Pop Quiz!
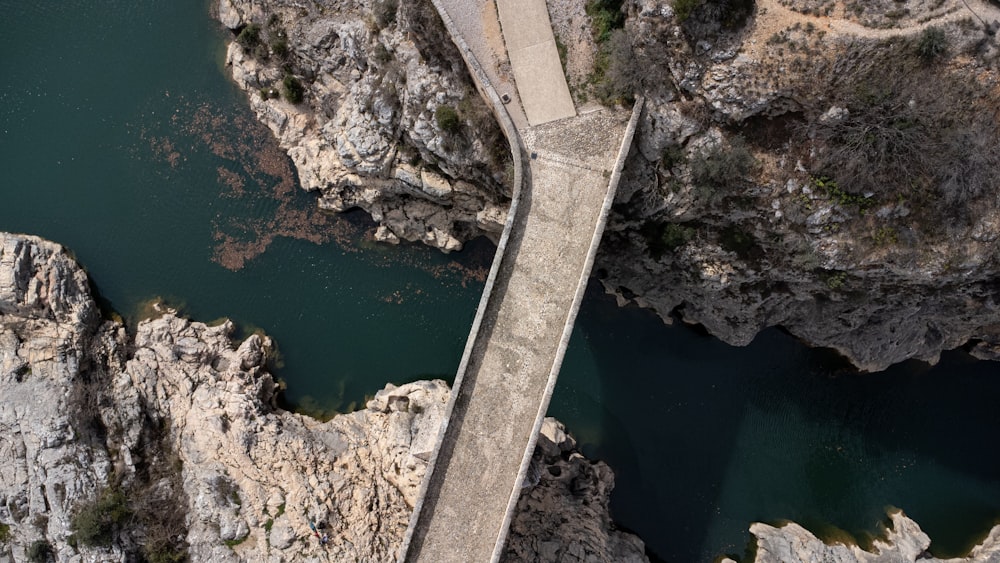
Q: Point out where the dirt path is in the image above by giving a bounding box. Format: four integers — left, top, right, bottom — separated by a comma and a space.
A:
746, 0, 1000, 59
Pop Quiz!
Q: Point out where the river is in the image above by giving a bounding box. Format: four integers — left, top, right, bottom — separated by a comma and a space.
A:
1, 1, 998, 561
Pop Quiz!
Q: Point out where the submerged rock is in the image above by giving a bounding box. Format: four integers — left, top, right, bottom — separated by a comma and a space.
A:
0, 232, 647, 562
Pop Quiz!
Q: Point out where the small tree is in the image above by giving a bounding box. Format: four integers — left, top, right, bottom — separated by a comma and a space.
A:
71, 488, 131, 548
282, 74, 305, 104
916, 27, 947, 61
691, 136, 756, 187
236, 24, 261, 50
435, 105, 461, 134
27, 540, 54, 563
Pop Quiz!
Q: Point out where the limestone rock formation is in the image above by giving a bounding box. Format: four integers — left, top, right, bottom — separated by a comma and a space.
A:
595, 0, 1000, 371
215, 0, 511, 252
0, 232, 647, 562
723, 511, 1000, 563
213, 0, 1000, 372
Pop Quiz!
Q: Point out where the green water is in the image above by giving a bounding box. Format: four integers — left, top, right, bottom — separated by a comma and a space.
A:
2, 2, 998, 562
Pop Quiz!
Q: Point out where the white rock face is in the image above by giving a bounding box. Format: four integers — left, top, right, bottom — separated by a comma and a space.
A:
0, 232, 647, 562
216, 0, 511, 251
743, 511, 1000, 563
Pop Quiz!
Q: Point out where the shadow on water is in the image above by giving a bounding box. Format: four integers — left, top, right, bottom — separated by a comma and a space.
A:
551, 280, 1000, 562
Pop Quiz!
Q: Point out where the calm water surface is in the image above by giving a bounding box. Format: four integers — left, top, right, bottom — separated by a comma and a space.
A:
2, 2, 998, 561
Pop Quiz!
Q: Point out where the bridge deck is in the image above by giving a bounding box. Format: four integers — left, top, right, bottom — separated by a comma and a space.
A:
403, 110, 634, 562
398, 1, 641, 560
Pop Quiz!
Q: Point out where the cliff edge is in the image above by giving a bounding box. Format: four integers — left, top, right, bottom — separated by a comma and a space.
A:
0, 232, 646, 562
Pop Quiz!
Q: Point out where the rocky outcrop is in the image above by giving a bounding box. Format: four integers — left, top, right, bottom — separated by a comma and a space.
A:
724, 510, 1000, 563
593, 0, 1000, 371
213, 0, 1000, 372
0, 232, 646, 562
215, 0, 511, 252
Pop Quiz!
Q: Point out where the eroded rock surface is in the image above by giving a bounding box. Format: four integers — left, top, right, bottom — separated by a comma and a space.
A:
725, 511, 1000, 563
214, 0, 1000, 372
216, 0, 511, 252
0, 232, 646, 562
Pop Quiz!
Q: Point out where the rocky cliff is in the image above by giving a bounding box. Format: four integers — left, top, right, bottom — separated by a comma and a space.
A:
0, 232, 646, 562
727, 510, 1000, 563
213, 0, 1000, 372
216, 0, 512, 252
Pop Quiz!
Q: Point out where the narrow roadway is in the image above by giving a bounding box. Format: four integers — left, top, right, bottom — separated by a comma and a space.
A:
398, 0, 641, 561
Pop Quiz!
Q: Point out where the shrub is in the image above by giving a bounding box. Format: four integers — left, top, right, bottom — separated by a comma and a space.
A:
0, 522, 9, 543
270, 37, 288, 59
916, 26, 947, 61
374, 0, 399, 29
236, 24, 261, 50
282, 74, 305, 104
586, 0, 625, 43
691, 136, 756, 187
808, 65, 1000, 208
719, 226, 757, 258
435, 105, 461, 134
641, 221, 695, 257
592, 29, 641, 104
677, 0, 754, 35
673, 0, 702, 22
71, 487, 131, 547
27, 539, 54, 563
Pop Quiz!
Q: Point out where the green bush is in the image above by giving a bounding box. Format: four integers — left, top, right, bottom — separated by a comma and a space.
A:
916, 27, 947, 61
435, 105, 461, 134
586, 0, 625, 43
270, 37, 288, 59
719, 226, 757, 258
691, 136, 756, 187
673, 0, 702, 22
0, 522, 9, 543
71, 488, 131, 548
592, 29, 641, 104
27, 539, 54, 563
641, 221, 695, 258
236, 24, 261, 50
282, 74, 305, 104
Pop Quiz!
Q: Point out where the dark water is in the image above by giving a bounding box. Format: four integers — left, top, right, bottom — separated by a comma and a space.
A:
1, 2, 998, 562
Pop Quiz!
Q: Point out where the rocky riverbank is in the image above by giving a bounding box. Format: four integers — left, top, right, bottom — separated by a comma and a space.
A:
213, 0, 1000, 372
0, 232, 646, 562
731, 510, 1000, 563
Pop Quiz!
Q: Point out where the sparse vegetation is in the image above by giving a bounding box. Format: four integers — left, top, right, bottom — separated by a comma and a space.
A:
586, 0, 625, 42
673, 0, 702, 22
435, 105, 461, 134
71, 487, 131, 548
236, 24, 261, 50
282, 74, 304, 104
916, 26, 947, 61
27, 539, 54, 563
814, 177, 873, 211
690, 136, 756, 188
719, 227, 757, 258
641, 221, 696, 257
825, 271, 848, 290
591, 29, 641, 104
807, 64, 1000, 213
373, 0, 399, 29
873, 226, 899, 246
677, 0, 754, 32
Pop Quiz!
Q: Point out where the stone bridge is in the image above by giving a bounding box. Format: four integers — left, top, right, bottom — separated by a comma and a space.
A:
397, 1, 642, 561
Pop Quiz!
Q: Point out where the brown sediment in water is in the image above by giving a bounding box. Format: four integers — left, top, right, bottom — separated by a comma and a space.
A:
141, 91, 496, 283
